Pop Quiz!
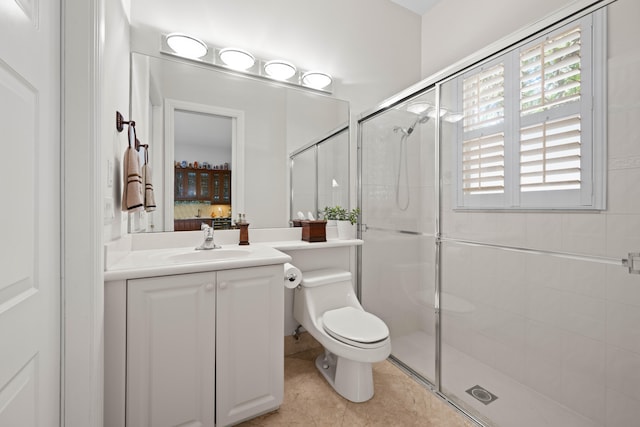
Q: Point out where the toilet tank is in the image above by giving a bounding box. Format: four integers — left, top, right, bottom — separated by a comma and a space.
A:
296, 269, 361, 318
301, 269, 352, 288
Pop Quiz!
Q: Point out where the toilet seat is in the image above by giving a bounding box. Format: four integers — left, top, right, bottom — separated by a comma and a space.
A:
322, 307, 389, 349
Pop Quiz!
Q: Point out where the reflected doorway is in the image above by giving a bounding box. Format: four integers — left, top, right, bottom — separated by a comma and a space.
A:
164, 99, 245, 231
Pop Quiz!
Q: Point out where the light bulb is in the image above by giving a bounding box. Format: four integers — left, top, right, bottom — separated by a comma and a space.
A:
219, 48, 255, 70
166, 33, 208, 59
264, 60, 296, 80
302, 71, 332, 89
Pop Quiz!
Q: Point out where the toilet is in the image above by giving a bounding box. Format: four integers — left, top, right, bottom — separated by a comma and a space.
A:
293, 269, 391, 402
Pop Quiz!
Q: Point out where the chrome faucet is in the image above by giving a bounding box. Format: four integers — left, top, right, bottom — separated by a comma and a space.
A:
196, 223, 220, 250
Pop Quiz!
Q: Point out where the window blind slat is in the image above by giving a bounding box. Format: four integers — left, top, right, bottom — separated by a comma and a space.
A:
462, 164, 505, 173
520, 154, 581, 168
521, 94, 581, 115
521, 180, 580, 190
521, 136, 581, 152
463, 154, 505, 165
521, 168, 581, 178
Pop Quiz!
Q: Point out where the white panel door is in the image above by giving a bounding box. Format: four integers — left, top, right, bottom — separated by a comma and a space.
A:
0, 1, 60, 426
216, 265, 284, 426
127, 273, 216, 427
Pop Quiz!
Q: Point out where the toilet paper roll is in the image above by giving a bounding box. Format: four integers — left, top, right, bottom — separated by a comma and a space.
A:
284, 263, 302, 288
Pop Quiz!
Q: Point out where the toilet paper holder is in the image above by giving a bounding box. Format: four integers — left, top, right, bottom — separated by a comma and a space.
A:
286, 272, 298, 282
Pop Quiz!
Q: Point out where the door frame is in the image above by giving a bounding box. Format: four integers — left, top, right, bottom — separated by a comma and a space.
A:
164, 99, 245, 231
62, 0, 105, 425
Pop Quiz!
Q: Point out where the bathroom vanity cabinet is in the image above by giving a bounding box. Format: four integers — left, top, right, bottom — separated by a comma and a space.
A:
106, 264, 284, 427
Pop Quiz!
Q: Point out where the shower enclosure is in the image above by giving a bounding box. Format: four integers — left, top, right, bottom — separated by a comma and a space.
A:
358, 2, 639, 426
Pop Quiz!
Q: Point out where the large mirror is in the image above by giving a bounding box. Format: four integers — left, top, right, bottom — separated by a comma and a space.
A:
129, 52, 350, 232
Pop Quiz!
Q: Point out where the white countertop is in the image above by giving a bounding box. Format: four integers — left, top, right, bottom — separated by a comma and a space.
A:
268, 239, 363, 251
104, 227, 363, 282
104, 243, 292, 281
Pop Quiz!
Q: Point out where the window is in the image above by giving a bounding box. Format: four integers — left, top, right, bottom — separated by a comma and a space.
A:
454, 11, 605, 210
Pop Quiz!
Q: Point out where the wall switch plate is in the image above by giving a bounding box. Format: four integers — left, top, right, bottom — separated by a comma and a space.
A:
104, 197, 114, 224
107, 159, 114, 188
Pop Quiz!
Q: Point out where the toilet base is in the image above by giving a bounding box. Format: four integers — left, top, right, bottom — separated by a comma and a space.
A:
315, 351, 374, 403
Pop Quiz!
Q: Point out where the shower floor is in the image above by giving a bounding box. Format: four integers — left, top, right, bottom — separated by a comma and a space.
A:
392, 331, 599, 427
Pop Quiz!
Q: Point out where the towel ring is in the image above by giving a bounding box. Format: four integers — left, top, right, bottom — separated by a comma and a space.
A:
116, 111, 135, 132
117, 111, 148, 152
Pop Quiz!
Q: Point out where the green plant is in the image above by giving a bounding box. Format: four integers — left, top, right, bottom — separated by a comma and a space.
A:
342, 207, 360, 225
322, 206, 345, 221
323, 206, 359, 225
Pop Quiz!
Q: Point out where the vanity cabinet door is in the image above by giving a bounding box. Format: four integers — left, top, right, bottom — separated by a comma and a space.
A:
216, 265, 284, 426
127, 273, 216, 427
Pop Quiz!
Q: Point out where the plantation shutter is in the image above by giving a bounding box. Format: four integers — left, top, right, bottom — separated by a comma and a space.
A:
454, 11, 603, 210
520, 27, 581, 116
463, 133, 505, 194
463, 64, 505, 132
462, 63, 505, 195
518, 25, 583, 194
520, 115, 581, 191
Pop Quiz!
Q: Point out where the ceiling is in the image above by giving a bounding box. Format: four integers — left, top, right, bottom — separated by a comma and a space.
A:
390, 0, 441, 15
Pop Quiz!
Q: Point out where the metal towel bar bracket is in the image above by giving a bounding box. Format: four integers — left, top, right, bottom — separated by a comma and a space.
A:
622, 253, 640, 274
116, 111, 148, 152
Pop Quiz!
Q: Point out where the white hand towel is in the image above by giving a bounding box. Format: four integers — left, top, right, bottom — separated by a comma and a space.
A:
142, 163, 156, 212
121, 146, 144, 212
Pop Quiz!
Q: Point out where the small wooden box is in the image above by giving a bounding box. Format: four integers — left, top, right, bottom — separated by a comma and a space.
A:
301, 220, 327, 242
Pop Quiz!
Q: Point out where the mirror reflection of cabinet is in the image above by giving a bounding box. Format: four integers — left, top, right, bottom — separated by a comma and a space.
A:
175, 167, 231, 204
211, 171, 231, 204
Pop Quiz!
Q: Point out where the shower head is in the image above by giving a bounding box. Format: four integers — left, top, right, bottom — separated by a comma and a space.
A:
393, 125, 411, 136
393, 114, 430, 137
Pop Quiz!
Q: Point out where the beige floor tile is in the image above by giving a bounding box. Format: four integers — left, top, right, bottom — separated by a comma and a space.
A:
238, 347, 474, 427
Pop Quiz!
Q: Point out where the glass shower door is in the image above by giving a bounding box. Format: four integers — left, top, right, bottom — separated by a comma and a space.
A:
359, 88, 438, 383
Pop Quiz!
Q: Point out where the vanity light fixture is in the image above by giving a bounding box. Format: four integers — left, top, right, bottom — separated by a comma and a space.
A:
160, 34, 334, 93
302, 71, 333, 90
264, 60, 297, 80
219, 48, 256, 70
166, 33, 209, 59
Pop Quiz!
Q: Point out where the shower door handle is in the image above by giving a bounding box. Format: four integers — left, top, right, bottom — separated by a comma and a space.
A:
359, 223, 368, 233
623, 252, 640, 274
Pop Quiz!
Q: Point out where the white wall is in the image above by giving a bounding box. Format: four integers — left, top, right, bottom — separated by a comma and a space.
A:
420, 0, 580, 78
103, 0, 132, 241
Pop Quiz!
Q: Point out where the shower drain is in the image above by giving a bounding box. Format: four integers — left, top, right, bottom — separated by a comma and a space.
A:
465, 385, 498, 405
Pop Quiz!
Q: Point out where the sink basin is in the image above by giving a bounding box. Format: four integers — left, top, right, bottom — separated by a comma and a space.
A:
165, 249, 251, 263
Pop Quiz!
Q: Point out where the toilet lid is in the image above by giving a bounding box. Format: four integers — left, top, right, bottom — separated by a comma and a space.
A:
322, 307, 389, 348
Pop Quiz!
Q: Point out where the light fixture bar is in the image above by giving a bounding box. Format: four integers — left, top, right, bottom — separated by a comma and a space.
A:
160, 34, 333, 94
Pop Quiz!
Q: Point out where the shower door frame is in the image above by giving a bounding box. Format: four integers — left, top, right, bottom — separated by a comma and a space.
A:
356, 1, 617, 426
